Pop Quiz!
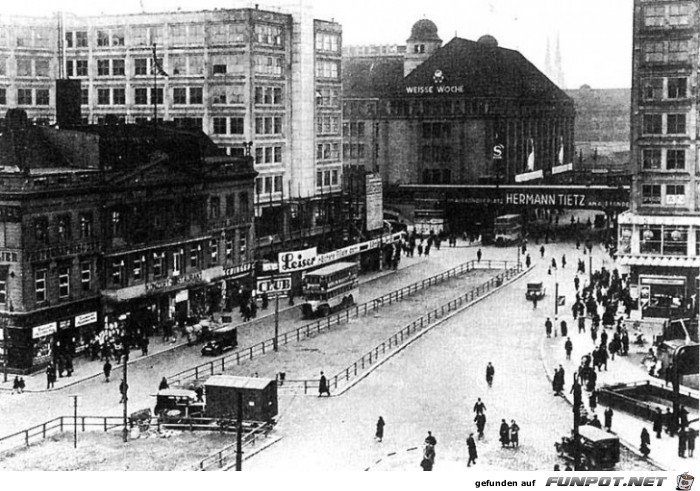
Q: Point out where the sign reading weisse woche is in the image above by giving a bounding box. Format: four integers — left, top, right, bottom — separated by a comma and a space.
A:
75, 311, 97, 327
405, 85, 465, 94
32, 322, 57, 339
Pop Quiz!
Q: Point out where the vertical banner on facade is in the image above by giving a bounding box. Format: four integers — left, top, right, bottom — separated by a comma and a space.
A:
366, 173, 383, 231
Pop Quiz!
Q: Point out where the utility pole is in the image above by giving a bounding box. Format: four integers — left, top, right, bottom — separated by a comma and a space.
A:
235, 392, 243, 471
273, 292, 279, 352
2, 315, 8, 383
122, 346, 129, 443
572, 375, 582, 470
68, 394, 79, 449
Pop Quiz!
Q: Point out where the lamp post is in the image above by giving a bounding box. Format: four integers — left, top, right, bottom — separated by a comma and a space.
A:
2, 315, 8, 383
68, 394, 80, 449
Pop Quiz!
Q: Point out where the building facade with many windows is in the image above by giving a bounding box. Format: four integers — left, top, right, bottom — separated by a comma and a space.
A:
0, 7, 344, 259
618, 0, 699, 319
0, 112, 256, 373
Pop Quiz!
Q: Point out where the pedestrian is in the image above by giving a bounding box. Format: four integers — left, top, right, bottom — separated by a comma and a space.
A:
574, 276, 580, 291
589, 390, 598, 412
551, 258, 557, 270
604, 407, 613, 431
665, 408, 676, 436
261, 292, 269, 310
473, 398, 486, 415
421, 442, 435, 471
678, 427, 687, 458
417, 242, 423, 257
18, 377, 25, 393
103, 360, 112, 383
318, 371, 330, 397
565, 337, 573, 360
540, 245, 545, 258
12, 376, 20, 394
525, 254, 531, 268
678, 405, 689, 428
499, 419, 510, 447
591, 325, 598, 344
562, 254, 567, 269
510, 420, 520, 447
195, 385, 204, 403
589, 414, 602, 429
477, 249, 482, 263
466, 433, 478, 466
119, 379, 128, 404
474, 413, 486, 440
640, 428, 651, 457
687, 428, 696, 457
652, 408, 663, 438
65, 356, 74, 377
158, 376, 169, 391
375, 416, 385, 442
425, 431, 437, 446
578, 315, 586, 334
560, 320, 568, 337
46, 362, 56, 389
485, 362, 495, 387
141, 337, 149, 356
545, 317, 553, 338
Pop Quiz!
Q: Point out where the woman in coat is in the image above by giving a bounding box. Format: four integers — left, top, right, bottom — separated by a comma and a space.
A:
499, 419, 510, 447
375, 416, 385, 442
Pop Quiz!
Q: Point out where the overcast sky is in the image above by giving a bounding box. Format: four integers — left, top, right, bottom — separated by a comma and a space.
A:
4, 0, 633, 89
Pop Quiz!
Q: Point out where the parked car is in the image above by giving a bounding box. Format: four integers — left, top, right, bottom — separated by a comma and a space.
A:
201, 325, 238, 356
555, 426, 620, 470
526, 281, 546, 301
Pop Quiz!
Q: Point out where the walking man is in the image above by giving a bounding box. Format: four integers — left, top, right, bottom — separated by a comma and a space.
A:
565, 337, 573, 360
119, 379, 128, 404
318, 371, 331, 397
466, 433, 478, 467
545, 317, 553, 338
604, 406, 614, 432
473, 398, 486, 415
477, 249, 482, 263
499, 419, 510, 447
485, 362, 495, 388
103, 360, 112, 383
474, 413, 486, 440
540, 245, 545, 258
652, 408, 663, 438
510, 420, 520, 447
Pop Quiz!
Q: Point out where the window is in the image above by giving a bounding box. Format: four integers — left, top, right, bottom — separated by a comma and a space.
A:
213, 63, 227, 75
274, 146, 282, 163
173, 251, 182, 276
34, 217, 48, 243
668, 40, 688, 62
150, 88, 163, 104
667, 114, 686, 134
75, 31, 87, 47
643, 5, 664, 26
239, 234, 247, 256
0, 88, 6, 105
112, 59, 125, 76
189, 55, 204, 75
255, 24, 283, 46
643, 42, 664, 63
664, 227, 688, 255
0, 277, 5, 303
97, 59, 110, 76
210, 239, 219, 264
134, 88, 148, 105
316, 61, 339, 78
97, 30, 110, 47
226, 194, 236, 216
57, 214, 71, 241
316, 33, 339, 52
331, 170, 338, 186
173, 87, 187, 105
642, 149, 661, 170
134, 58, 148, 76
111, 210, 121, 236
666, 184, 685, 205
153, 252, 164, 278
318, 88, 339, 107
209, 196, 220, 219
667, 149, 685, 170
642, 184, 661, 205
0, 57, 6, 77
35, 89, 49, 106
668, 78, 687, 99
640, 226, 662, 254
132, 256, 144, 282
112, 88, 125, 105
231, 117, 244, 135
35, 59, 50, 77
254, 55, 284, 76
225, 236, 233, 261
190, 246, 199, 268
189, 87, 203, 104
111, 260, 123, 286
17, 58, 32, 76
240, 192, 249, 215
316, 171, 323, 187
17, 89, 31, 105
274, 175, 283, 193
211, 86, 227, 104
213, 117, 227, 135
80, 89, 88, 105
255, 116, 283, 135
643, 114, 662, 134
669, 4, 691, 26
35, 269, 47, 302
58, 266, 70, 298
75, 60, 88, 76
97, 88, 110, 105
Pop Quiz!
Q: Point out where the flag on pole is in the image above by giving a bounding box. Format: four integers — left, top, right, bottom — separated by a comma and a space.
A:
152, 44, 169, 77
557, 295, 566, 306
526, 138, 535, 171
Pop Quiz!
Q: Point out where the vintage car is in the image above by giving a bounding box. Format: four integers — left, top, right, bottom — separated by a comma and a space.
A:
526, 281, 546, 301
201, 325, 238, 356
555, 425, 620, 470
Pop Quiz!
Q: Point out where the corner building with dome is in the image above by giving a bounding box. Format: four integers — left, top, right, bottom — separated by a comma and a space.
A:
342, 20, 575, 190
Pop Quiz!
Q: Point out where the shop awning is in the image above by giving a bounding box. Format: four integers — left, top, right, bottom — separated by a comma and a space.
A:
618, 254, 700, 267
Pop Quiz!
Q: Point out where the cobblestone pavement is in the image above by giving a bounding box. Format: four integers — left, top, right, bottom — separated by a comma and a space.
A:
244, 241, 661, 471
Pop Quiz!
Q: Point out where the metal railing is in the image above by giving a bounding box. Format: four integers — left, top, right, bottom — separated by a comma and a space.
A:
167, 259, 514, 386
279, 264, 522, 395
196, 421, 274, 471
0, 416, 125, 455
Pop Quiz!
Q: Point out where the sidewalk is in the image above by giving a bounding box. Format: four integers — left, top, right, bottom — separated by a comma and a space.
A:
538, 243, 698, 471
0, 241, 480, 394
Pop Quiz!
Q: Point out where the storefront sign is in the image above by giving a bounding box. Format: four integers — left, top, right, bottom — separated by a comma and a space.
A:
257, 275, 292, 296
175, 289, 189, 303
75, 311, 97, 327
505, 192, 587, 207
640, 276, 686, 286
278, 247, 318, 273
58, 320, 72, 330
223, 262, 255, 279
145, 272, 202, 292
32, 322, 57, 339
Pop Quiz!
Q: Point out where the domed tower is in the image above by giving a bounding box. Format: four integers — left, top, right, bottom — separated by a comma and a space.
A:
404, 19, 442, 77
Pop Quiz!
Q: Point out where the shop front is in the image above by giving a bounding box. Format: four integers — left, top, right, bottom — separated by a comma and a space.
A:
636, 269, 696, 320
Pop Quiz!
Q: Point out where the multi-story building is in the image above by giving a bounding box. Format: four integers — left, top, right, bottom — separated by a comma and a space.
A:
0, 6, 344, 259
0, 108, 256, 373
618, 0, 699, 319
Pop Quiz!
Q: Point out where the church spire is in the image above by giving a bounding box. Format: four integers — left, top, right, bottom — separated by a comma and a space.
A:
554, 33, 565, 89
544, 37, 552, 81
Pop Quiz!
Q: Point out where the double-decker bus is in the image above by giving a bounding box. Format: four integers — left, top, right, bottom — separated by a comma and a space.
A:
494, 214, 523, 246
301, 262, 359, 318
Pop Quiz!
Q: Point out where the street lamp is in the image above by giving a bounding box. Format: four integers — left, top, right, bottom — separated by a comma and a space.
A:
68, 394, 80, 449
